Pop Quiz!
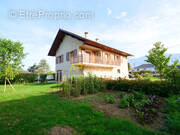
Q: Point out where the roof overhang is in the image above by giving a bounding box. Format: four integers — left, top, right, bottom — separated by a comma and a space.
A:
48, 29, 133, 57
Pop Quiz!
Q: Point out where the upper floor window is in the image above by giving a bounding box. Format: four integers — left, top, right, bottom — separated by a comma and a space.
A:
60, 55, 64, 63
56, 55, 64, 64
66, 52, 69, 61
56, 57, 58, 64
73, 49, 77, 57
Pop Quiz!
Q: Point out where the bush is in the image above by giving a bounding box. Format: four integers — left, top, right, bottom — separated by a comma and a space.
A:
61, 74, 103, 97
164, 96, 180, 135
139, 70, 153, 75
61, 81, 71, 98
13, 73, 38, 83
105, 95, 115, 104
124, 91, 160, 124
104, 79, 179, 97
40, 74, 47, 83
69, 76, 82, 97
117, 96, 130, 108
133, 91, 145, 100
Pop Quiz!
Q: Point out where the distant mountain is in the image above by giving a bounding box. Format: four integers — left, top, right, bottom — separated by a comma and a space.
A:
129, 53, 180, 68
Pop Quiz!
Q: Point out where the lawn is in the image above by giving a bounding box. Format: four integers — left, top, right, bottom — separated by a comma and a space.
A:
0, 83, 161, 135
142, 76, 161, 81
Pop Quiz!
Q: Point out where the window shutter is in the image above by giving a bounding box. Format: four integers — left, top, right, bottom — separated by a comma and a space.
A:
66, 52, 69, 61
61, 55, 64, 63
73, 49, 77, 57
56, 57, 58, 64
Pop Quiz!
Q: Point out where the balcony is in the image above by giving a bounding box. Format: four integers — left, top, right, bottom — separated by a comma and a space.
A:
70, 55, 121, 67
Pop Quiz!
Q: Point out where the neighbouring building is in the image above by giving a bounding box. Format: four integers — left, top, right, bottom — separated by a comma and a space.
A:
48, 29, 133, 82
134, 64, 155, 71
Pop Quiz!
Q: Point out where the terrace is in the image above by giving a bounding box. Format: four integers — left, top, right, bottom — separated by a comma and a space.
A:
70, 45, 122, 67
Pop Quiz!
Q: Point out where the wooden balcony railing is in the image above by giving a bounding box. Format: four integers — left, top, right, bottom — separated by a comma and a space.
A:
70, 55, 121, 66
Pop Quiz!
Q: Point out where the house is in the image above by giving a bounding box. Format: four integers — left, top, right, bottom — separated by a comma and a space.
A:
134, 64, 155, 72
48, 29, 133, 82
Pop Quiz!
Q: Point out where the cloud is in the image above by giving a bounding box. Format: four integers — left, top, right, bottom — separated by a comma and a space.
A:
16, 26, 56, 70
87, 1, 180, 58
115, 11, 127, 19
107, 8, 112, 16
22, 43, 55, 71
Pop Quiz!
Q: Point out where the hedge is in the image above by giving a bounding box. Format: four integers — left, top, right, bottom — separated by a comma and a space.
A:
13, 73, 38, 83
104, 79, 180, 97
0, 73, 51, 84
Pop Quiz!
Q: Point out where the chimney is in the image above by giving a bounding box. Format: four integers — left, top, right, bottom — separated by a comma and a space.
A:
84, 32, 88, 38
95, 38, 99, 42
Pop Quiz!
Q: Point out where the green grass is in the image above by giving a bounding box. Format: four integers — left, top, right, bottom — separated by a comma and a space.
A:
142, 76, 161, 81
0, 83, 162, 135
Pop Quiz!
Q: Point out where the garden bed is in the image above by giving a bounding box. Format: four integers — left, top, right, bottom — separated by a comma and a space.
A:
72, 91, 166, 131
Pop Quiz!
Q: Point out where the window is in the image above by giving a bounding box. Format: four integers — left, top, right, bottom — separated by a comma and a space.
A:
60, 55, 64, 63
57, 55, 64, 64
73, 49, 77, 57
66, 52, 69, 61
58, 56, 61, 64
56, 57, 58, 64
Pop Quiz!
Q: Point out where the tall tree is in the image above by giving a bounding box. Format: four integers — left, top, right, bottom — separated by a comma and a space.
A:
27, 64, 38, 73
0, 38, 25, 92
37, 59, 50, 74
146, 42, 178, 80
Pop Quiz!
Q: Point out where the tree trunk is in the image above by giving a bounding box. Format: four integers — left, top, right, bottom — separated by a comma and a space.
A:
7, 78, 16, 91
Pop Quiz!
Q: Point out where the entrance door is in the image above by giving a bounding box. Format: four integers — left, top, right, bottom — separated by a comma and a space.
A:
57, 70, 62, 82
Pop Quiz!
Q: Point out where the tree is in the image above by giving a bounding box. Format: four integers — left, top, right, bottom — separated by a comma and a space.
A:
27, 64, 38, 73
0, 38, 25, 92
146, 42, 178, 80
37, 59, 50, 74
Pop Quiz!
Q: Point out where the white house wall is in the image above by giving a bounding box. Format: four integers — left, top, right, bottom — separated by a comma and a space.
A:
55, 35, 83, 80
83, 56, 129, 79
55, 35, 129, 80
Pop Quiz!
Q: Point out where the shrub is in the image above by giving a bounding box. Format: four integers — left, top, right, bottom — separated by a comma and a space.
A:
117, 96, 130, 108
40, 74, 47, 83
61, 81, 71, 98
61, 74, 102, 97
132, 91, 145, 100
85, 73, 95, 94
127, 95, 135, 105
164, 96, 180, 135
139, 70, 153, 75
105, 95, 115, 104
13, 73, 38, 83
118, 92, 126, 98
134, 96, 160, 124
104, 79, 179, 97
118, 91, 161, 124
70, 76, 82, 97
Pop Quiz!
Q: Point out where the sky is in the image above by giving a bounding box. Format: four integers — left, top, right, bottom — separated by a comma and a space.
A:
0, 0, 180, 71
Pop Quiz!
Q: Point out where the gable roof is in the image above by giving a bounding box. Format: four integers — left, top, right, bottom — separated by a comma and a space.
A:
48, 29, 133, 56
134, 64, 155, 69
